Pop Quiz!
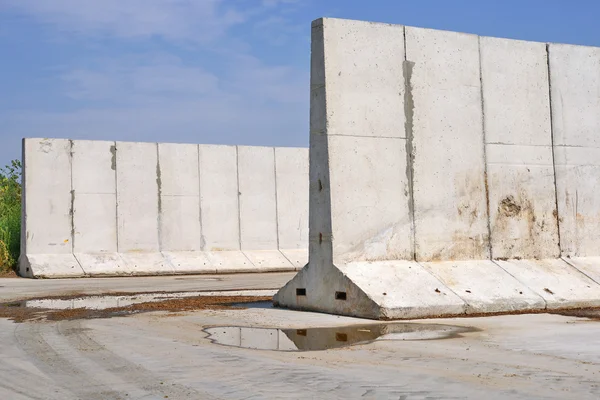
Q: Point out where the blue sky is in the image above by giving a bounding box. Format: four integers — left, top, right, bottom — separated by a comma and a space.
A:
1, 0, 599, 167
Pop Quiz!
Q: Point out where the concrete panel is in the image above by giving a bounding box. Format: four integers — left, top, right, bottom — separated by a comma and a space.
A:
207, 251, 254, 273
553, 146, 600, 257
550, 44, 600, 257
71, 140, 120, 273
116, 142, 160, 252
321, 18, 406, 138
274, 147, 309, 251
198, 145, 240, 251
243, 251, 293, 272
564, 257, 600, 285
162, 252, 214, 275
341, 261, 467, 318
280, 249, 308, 270
22, 138, 73, 255
422, 261, 545, 314
118, 253, 173, 276
75, 253, 129, 276
497, 259, 600, 309
480, 37, 559, 259
486, 145, 559, 259
21, 254, 84, 278
328, 135, 412, 263
158, 143, 201, 252
406, 26, 489, 261
237, 146, 278, 251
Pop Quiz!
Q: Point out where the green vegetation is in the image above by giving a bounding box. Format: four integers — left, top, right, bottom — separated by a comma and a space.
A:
0, 160, 21, 272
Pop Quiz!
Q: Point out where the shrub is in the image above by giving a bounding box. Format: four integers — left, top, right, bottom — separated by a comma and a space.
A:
0, 160, 22, 272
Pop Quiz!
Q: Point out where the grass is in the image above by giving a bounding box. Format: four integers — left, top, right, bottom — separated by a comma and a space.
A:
0, 160, 21, 272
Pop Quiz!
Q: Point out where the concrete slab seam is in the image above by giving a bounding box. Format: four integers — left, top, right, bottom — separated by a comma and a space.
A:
402, 25, 417, 261
68, 139, 75, 256
561, 257, 600, 286
197, 145, 206, 250
546, 43, 563, 254
273, 147, 281, 251
491, 259, 549, 310
156, 143, 163, 252
111, 141, 119, 253
235, 146, 242, 251
415, 260, 469, 314
478, 36, 493, 260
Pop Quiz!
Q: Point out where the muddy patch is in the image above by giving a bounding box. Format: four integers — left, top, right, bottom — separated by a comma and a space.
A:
205, 323, 478, 352
0, 291, 274, 323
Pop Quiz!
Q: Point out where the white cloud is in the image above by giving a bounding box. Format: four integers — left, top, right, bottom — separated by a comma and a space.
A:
1, 0, 247, 43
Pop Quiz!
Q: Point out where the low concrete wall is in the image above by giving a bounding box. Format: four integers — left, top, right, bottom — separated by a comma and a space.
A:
275, 18, 600, 319
19, 139, 308, 278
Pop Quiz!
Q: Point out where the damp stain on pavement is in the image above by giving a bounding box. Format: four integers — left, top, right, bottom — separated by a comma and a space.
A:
0, 290, 275, 323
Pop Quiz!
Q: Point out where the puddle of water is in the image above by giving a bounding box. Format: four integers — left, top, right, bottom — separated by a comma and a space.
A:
231, 301, 273, 309
204, 323, 477, 352
11, 290, 276, 311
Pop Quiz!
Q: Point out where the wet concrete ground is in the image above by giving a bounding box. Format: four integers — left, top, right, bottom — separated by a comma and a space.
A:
1, 274, 600, 399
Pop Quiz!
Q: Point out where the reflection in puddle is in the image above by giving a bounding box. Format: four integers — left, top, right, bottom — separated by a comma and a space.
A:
14, 290, 277, 311
204, 323, 477, 352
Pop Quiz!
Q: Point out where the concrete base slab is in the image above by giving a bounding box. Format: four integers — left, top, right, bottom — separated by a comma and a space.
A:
422, 260, 546, 314
19, 254, 85, 278
75, 253, 129, 276
206, 251, 254, 273
162, 252, 215, 275
275, 261, 467, 320
243, 251, 294, 272
280, 249, 308, 270
564, 257, 600, 284
496, 258, 600, 309
119, 253, 175, 276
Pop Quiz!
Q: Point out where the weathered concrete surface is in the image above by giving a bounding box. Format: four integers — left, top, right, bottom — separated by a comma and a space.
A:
549, 43, 600, 257
19, 139, 82, 278
2, 288, 600, 399
423, 260, 546, 314
481, 36, 560, 260
276, 18, 600, 320
275, 147, 309, 268
407, 26, 489, 262
21, 140, 308, 277
71, 140, 121, 275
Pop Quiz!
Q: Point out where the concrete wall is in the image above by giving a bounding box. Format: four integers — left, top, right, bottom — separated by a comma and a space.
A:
275, 18, 600, 320
20, 139, 308, 278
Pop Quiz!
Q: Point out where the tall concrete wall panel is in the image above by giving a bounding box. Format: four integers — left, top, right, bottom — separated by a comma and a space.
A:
322, 19, 413, 264
19, 139, 83, 278
480, 37, 560, 259
275, 147, 309, 267
549, 44, 600, 257
21, 139, 308, 277
71, 140, 125, 275
406, 26, 489, 261
238, 146, 292, 270
275, 18, 600, 320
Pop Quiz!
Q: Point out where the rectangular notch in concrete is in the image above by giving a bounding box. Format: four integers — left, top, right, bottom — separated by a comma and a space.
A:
480, 36, 559, 260
549, 43, 600, 257
406, 26, 489, 261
